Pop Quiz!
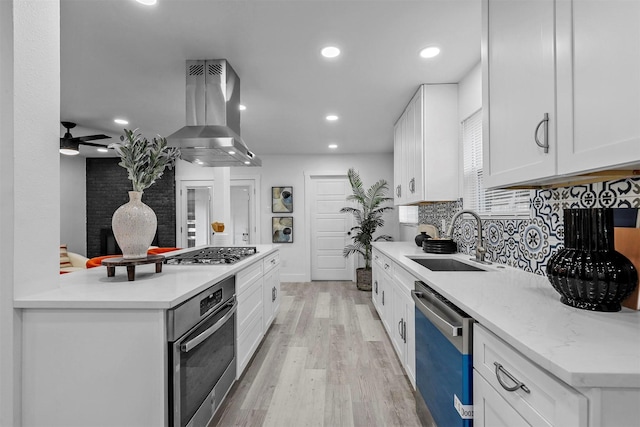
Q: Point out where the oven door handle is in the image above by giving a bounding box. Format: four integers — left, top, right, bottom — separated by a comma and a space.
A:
180, 300, 237, 353
412, 290, 462, 337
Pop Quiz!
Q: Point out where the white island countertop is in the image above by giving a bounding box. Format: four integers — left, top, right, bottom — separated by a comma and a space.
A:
14, 245, 278, 310
373, 241, 640, 389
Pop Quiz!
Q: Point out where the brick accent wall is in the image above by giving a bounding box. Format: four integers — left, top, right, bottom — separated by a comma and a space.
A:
86, 158, 176, 258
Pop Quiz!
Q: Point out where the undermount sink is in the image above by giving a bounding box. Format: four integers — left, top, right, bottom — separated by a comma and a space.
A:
409, 257, 486, 272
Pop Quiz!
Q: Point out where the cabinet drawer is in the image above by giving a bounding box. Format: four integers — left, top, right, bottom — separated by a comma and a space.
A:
373, 250, 386, 269
474, 325, 587, 427
263, 251, 280, 274
373, 251, 393, 276
236, 262, 263, 296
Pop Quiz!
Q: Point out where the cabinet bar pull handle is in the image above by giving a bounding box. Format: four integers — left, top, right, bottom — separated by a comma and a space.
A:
398, 319, 403, 337
494, 362, 531, 393
534, 113, 549, 153
403, 320, 407, 343
409, 178, 415, 193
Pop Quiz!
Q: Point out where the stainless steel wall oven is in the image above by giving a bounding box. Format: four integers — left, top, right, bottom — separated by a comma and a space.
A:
167, 275, 236, 427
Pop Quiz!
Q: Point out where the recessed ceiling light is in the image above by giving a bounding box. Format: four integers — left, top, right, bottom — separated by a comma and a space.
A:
239, 105, 246, 111
321, 46, 341, 58
136, 0, 157, 5
328, 144, 338, 149
244, 161, 250, 165
114, 118, 129, 125
228, 150, 236, 155
326, 114, 339, 121
419, 46, 441, 59
97, 147, 109, 153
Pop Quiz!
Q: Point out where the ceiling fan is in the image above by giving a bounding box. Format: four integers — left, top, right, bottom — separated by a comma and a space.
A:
60, 121, 112, 156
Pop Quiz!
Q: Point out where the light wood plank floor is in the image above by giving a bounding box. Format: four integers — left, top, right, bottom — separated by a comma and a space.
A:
209, 281, 421, 427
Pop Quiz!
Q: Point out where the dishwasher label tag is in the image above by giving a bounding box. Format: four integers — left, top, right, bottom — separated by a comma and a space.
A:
454, 394, 473, 419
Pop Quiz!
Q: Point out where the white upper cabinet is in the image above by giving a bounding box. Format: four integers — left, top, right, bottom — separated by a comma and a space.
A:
482, 0, 557, 188
556, 0, 640, 175
482, 0, 640, 189
393, 84, 459, 205
394, 112, 407, 205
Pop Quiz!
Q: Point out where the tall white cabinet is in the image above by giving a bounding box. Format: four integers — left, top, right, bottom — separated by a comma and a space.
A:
482, 0, 640, 189
394, 84, 459, 205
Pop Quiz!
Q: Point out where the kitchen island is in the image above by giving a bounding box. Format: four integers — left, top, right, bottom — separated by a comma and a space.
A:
373, 241, 640, 427
15, 245, 279, 427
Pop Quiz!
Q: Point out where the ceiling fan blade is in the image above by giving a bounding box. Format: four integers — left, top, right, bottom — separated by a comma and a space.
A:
77, 134, 111, 142
78, 141, 111, 148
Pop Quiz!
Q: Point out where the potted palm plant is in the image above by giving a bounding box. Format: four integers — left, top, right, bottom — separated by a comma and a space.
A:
341, 168, 393, 290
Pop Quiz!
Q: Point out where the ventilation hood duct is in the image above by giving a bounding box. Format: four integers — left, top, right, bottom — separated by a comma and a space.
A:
167, 59, 261, 167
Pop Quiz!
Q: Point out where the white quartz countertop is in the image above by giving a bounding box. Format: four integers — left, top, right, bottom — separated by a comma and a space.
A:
14, 245, 278, 310
373, 241, 640, 389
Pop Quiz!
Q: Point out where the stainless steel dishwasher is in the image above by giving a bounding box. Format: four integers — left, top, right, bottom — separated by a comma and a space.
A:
412, 280, 474, 427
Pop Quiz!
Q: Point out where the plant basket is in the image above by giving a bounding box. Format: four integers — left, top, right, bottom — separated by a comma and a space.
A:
356, 268, 372, 291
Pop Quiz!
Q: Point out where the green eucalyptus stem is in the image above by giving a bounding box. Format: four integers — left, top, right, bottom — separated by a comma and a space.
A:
109, 129, 181, 192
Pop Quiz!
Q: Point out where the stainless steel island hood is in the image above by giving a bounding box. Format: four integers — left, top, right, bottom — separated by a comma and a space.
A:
167, 59, 261, 167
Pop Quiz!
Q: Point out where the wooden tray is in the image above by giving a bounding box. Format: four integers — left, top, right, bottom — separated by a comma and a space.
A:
101, 254, 165, 281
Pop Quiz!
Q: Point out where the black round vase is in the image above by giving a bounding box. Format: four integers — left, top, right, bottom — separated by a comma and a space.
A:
546, 208, 638, 312
414, 232, 430, 247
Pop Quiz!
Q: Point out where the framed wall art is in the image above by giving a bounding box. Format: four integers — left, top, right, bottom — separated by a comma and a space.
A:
272, 186, 293, 213
272, 216, 293, 243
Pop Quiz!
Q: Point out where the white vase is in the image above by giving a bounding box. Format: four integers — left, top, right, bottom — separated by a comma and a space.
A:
112, 191, 157, 259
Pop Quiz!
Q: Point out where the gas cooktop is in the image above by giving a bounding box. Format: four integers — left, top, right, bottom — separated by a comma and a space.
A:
165, 246, 257, 265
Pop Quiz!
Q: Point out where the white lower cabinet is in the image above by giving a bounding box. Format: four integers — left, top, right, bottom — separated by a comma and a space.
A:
392, 265, 416, 388
236, 250, 281, 379
262, 251, 281, 332
372, 249, 416, 389
390, 283, 406, 362
474, 372, 534, 427
372, 261, 382, 313
473, 324, 587, 427
373, 250, 393, 332
236, 261, 264, 378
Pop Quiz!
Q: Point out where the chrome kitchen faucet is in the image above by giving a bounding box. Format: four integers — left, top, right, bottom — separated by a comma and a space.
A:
447, 209, 492, 265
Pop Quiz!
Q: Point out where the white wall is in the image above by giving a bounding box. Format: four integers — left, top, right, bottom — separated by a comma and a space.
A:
2, 1, 60, 425
458, 61, 482, 121
243, 153, 396, 282
0, 1, 18, 424
60, 155, 87, 256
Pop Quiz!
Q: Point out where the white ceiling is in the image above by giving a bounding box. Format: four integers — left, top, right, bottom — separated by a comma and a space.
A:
61, 0, 481, 157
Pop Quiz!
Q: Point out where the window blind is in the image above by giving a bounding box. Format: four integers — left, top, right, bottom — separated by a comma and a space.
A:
462, 110, 530, 216
399, 205, 418, 224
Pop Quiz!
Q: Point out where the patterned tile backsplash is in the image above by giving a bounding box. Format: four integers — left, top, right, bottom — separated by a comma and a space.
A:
418, 177, 640, 275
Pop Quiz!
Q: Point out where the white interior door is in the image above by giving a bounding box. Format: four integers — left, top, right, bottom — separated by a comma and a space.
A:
230, 184, 251, 245
309, 175, 354, 281
179, 181, 214, 248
